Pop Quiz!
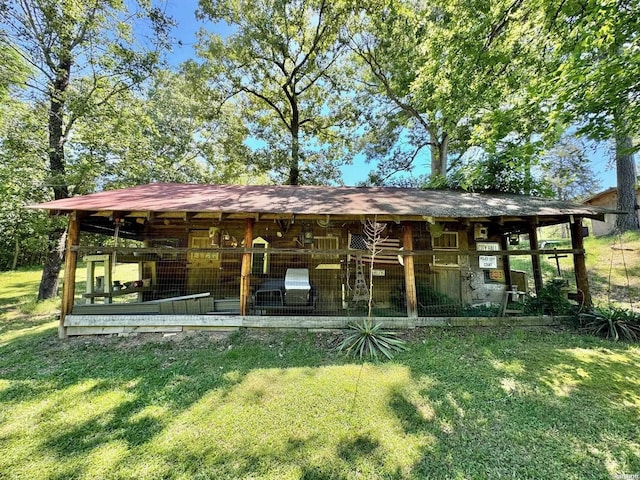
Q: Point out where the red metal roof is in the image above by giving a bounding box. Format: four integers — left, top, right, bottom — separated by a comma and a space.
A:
32, 183, 615, 219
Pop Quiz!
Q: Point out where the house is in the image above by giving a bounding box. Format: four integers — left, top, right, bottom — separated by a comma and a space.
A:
582, 187, 640, 236
34, 183, 615, 337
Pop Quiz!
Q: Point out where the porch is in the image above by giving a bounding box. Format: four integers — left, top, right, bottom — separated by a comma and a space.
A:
62, 242, 582, 336
31, 183, 614, 337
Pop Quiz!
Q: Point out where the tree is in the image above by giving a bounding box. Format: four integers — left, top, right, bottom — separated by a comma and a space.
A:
0, 98, 50, 271
195, 0, 357, 185
1, 0, 172, 298
541, 136, 601, 201
69, 70, 256, 190
349, 0, 553, 185
538, 0, 640, 231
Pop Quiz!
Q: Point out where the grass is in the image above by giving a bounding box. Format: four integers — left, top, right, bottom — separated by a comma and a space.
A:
0, 240, 639, 479
1, 320, 639, 479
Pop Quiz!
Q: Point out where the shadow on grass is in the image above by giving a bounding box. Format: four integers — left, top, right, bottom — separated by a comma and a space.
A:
2, 324, 640, 479
393, 329, 640, 479
0, 327, 350, 477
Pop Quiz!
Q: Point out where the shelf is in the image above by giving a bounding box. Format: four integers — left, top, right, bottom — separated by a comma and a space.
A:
83, 286, 154, 299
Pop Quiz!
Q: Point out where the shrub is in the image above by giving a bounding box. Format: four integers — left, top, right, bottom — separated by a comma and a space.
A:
459, 303, 502, 317
524, 279, 575, 315
337, 320, 407, 360
580, 305, 640, 342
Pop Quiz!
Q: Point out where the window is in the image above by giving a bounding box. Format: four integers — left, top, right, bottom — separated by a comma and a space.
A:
432, 232, 459, 266
251, 236, 269, 274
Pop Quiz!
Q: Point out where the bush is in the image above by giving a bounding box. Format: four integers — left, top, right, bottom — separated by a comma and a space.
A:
459, 303, 502, 317
524, 279, 575, 315
580, 305, 640, 342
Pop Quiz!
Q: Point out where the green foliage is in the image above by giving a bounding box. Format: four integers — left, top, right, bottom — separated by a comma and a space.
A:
541, 135, 601, 201
392, 281, 459, 316
580, 305, 640, 342
351, 0, 555, 185
524, 279, 575, 316
0, 100, 50, 270
195, 0, 357, 185
448, 149, 552, 196
337, 319, 407, 360
539, 0, 640, 143
459, 303, 502, 318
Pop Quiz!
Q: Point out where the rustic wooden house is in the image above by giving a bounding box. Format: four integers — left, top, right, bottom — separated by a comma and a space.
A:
34, 183, 614, 337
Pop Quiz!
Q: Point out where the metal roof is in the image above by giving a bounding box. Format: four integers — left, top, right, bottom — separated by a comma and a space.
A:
33, 183, 616, 220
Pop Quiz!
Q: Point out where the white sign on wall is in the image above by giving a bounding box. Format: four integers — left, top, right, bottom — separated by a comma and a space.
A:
476, 242, 500, 251
479, 255, 498, 269
477, 242, 499, 269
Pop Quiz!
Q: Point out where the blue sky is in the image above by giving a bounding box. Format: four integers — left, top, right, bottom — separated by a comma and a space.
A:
163, 0, 618, 190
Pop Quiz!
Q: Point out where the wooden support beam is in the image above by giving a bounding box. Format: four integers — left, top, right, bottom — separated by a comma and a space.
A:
402, 222, 418, 319
500, 234, 512, 289
60, 211, 82, 338
570, 217, 591, 308
240, 218, 254, 316
528, 221, 543, 295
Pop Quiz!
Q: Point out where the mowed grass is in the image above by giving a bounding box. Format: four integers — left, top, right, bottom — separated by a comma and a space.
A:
0, 246, 639, 479
1, 321, 639, 479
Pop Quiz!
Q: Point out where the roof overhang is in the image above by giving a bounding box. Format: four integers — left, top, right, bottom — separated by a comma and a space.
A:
32, 183, 618, 238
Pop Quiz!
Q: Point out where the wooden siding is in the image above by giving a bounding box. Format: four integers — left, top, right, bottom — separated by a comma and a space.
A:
64, 314, 569, 336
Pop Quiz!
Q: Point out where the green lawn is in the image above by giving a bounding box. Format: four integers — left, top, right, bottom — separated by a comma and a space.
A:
1, 254, 639, 479
0, 320, 639, 478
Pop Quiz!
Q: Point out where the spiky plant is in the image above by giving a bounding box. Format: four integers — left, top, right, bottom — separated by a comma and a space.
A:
580, 305, 640, 342
337, 319, 407, 360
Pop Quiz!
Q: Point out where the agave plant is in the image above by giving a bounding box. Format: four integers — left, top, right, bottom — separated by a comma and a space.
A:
580, 305, 640, 342
337, 319, 407, 360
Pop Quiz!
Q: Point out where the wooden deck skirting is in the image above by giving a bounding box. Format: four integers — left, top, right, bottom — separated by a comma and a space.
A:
63, 314, 570, 336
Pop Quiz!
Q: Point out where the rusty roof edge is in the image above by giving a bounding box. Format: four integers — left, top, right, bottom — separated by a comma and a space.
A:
28, 183, 623, 218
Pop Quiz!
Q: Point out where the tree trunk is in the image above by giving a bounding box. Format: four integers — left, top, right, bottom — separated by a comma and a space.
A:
524, 156, 532, 195
38, 227, 66, 300
439, 133, 448, 176
614, 133, 639, 232
38, 55, 72, 299
12, 236, 19, 271
288, 127, 300, 185
429, 131, 449, 179
287, 91, 300, 185
430, 132, 444, 178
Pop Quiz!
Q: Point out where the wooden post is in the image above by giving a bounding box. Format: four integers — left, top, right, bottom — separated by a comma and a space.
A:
570, 217, 592, 308
60, 211, 81, 338
500, 234, 512, 289
402, 222, 418, 318
240, 218, 254, 316
528, 221, 543, 295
